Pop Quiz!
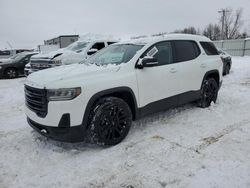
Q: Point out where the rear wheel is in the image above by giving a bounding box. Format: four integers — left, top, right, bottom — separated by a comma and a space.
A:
4, 68, 18, 79
88, 97, 132, 146
225, 64, 230, 75
198, 78, 219, 108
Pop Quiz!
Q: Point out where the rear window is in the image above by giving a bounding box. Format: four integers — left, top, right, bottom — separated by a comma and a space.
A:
200, 42, 219, 55
173, 40, 200, 63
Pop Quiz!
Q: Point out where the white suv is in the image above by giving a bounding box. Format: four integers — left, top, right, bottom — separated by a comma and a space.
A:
25, 34, 223, 146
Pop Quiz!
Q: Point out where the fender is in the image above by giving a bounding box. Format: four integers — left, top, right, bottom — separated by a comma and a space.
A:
81, 87, 139, 128
201, 70, 220, 88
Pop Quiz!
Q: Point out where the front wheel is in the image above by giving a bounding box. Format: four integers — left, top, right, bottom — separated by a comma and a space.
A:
88, 97, 132, 146
197, 78, 219, 108
4, 68, 18, 79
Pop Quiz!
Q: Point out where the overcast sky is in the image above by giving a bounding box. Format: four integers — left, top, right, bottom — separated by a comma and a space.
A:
0, 0, 250, 49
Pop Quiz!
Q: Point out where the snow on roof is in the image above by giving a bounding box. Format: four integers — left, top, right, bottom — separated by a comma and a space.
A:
78, 33, 119, 42
119, 34, 210, 45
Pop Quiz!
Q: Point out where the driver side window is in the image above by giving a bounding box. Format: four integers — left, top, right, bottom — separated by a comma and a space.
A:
143, 41, 173, 66
91, 42, 105, 50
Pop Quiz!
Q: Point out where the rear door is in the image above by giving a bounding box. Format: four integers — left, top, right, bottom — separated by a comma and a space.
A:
171, 40, 204, 103
200, 42, 222, 77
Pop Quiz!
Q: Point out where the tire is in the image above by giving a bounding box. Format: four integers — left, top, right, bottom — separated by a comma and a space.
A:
88, 97, 132, 146
4, 68, 18, 79
225, 64, 230, 75
197, 78, 219, 108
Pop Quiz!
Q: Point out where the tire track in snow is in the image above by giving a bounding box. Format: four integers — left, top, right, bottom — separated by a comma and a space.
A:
191, 119, 250, 153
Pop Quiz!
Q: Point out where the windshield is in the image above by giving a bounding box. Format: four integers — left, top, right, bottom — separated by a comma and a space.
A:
86, 44, 144, 66
10, 53, 26, 61
66, 41, 88, 51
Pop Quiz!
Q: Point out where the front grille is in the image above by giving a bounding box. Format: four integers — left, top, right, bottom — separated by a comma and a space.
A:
25, 85, 48, 118
30, 59, 52, 70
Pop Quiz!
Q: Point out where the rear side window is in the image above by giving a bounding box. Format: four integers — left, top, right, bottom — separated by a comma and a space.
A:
200, 42, 219, 55
173, 40, 201, 63
107, 42, 116, 45
91, 42, 105, 50
16, 50, 25, 54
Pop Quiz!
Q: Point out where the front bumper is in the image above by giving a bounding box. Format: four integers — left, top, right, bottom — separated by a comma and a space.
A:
27, 117, 87, 142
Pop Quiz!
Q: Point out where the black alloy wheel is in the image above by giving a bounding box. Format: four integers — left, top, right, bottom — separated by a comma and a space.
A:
198, 78, 219, 108
88, 97, 132, 146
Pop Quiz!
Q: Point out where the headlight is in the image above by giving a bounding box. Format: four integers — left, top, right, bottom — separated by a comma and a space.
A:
47, 88, 81, 101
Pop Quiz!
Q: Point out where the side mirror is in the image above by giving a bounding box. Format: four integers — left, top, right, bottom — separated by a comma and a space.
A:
87, 48, 98, 55
137, 56, 158, 68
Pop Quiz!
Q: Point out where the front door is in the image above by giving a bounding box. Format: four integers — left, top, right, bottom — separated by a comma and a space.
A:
135, 41, 181, 108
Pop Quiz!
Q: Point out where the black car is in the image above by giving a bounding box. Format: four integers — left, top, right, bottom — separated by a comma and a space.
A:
218, 49, 232, 76
0, 52, 37, 79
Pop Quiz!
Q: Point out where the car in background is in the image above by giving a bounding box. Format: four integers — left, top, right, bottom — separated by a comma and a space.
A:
0, 49, 33, 59
24, 63, 31, 77
0, 52, 37, 79
218, 49, 232, 75
28, 39, 117, 75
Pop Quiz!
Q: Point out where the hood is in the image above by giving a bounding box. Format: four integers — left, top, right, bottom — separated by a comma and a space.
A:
30, 48, 88, 64
25, 63, 120, 88
31, 48, 66, 59
56, 51, 87, 65
0, 58, 11, 63
0, 58, 13, 65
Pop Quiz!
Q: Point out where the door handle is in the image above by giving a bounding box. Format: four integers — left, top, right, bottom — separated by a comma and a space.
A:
200, 63, 206, 68
170, 68, 177, 73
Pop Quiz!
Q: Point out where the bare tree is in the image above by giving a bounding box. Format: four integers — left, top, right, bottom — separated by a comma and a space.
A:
203, 24, 221, 40
173, 26, 200, 35
220, 8, 244, 39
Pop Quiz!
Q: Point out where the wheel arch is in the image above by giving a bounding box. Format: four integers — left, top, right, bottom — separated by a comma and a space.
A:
201, 70, 220, 88
82, 87, 138, 128
3, 67, 18, 78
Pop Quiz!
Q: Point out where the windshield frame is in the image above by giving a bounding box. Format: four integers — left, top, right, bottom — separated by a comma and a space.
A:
85, 43, 144, 66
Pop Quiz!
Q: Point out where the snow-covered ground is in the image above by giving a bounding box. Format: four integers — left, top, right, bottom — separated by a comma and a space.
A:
1, 57, 250, 188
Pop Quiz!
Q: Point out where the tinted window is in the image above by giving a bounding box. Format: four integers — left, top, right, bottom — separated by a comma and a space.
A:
108, 42, 116, 45
200, 42, 219, 55
143, 41, 173, 66
91, 42, 105, 50
173, 40, 200, 62
16, 50, 25, 54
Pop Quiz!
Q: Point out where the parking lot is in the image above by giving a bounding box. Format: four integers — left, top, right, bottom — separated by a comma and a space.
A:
1, 56, 250, 188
